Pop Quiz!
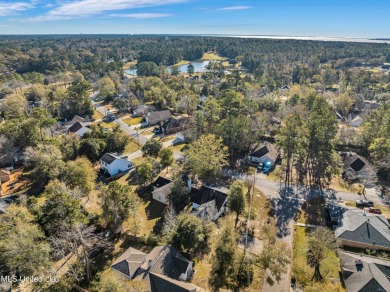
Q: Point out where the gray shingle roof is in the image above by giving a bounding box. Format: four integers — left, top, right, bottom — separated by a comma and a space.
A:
191, 200, 219, 222
335, 209, 390, 249
111, 247, 147, 277
339, 251, 390, 292
148, 272, 196, 292
146, 110, 172, 124
249, 142, 278, 161
68, 121, 84, 133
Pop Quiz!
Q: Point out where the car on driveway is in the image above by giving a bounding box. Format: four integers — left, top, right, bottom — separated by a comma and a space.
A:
363, 207, 382, 214
356, 200, 374, 207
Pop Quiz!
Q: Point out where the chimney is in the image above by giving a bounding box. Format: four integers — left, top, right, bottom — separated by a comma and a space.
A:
148, 259, 153, 268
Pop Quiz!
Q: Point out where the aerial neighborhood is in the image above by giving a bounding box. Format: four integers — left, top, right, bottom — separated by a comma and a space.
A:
0, 34, 389, 292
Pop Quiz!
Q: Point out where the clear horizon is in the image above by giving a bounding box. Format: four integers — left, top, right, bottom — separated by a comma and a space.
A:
0, 0, 389, 38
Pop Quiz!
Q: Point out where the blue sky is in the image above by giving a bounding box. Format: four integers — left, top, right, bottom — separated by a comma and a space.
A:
0, 0, 389, 37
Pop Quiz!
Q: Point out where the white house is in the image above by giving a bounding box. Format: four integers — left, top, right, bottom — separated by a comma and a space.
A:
152, 182, 173, 205
100, 153, 134, 176
68, 121, 91, 137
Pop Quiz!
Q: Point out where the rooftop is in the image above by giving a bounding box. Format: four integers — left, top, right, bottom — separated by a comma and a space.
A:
334, 209, 390, 249
339, 251, 390, 292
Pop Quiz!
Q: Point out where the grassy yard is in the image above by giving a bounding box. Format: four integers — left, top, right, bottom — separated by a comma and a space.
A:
124, 139, 141, 154
123, 60, 137, 70
172, 60, 191, 66
292, 226, 344, 291
201, 52, 225, 61
92, 110, 104, 120
169, 143, 188, 153
123, 117, 142, 126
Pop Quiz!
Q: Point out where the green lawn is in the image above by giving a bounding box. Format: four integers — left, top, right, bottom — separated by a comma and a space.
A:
124, 139, 141, 154
201, 52, 225, 61
123, 117, 143, 126
292, 227, 344, 291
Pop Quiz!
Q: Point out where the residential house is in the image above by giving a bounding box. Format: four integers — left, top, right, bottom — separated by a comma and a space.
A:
152, 181, 174, 205
68, 121, 91, 137
164, 117, 191, 135
174, 130, 192, 144
334, 209, 390, 251
64, 115, 91, 127
190, 185, 228, 221
143, 110, 172, 127
151, 176, 228, 222
341, 152, 376, 187
349, 115, 364, 128
100, 153, 134, 176
0, 169, 11, 183
111, 245, 196, 292
131, 105, 155, 117
339, 251, 390, 292
247, 142, 279, 170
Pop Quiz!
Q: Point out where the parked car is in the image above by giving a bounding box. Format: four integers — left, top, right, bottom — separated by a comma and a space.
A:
356, 200, 374, 207
363, 207, 382, 214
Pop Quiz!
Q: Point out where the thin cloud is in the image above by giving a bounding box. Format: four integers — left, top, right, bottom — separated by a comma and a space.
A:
0, 1, 35, 16
218, 6, 252, 11
110, 13, 172, 19
27, 0, 188, 21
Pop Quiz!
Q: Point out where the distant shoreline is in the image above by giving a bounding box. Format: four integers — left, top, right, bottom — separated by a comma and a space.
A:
0, 34, 388, 44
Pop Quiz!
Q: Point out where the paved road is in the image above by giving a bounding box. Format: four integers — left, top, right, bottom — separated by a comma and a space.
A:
237, 173, 384, 292
92, 100, 149, 145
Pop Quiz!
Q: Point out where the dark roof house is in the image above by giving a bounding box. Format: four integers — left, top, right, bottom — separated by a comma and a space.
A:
111, 245, 196, 292
339, 251, 390, 292
334, 209, 390, 251
248, 142, 279, 167
144, 110, 172, 125
132, 105, 155, 117
64, 115, 91, 127
164, 117, 191, 135
341, 152, 376, 187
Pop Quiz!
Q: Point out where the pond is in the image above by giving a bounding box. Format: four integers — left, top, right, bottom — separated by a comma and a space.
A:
124, 60, 211, 76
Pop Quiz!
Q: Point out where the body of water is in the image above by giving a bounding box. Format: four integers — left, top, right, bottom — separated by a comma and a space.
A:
125, 60, 210, 76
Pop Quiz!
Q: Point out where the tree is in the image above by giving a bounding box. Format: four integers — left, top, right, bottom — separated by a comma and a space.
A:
62, 157, 97, 196
228, 180, 246, 227
79, 138, 106, 162
137, 61, 159, 77
170, 66, 181, 76
187, 63, 195, 76
159, 147, 174, 172
137, 160, 153, 186
334, 92, 353, 117
172, 214, 212, 256
142, 139, 163, 158
50, 224, 111, 283
97, 76, 116, 101
167, 178, 190, 211
0, 205, 52, 277
106, 125, 130, 153
24, 144, 65, 185
40, 180, 88, 236
257, 240, 291, 285
211, 221, 238, 288
185, 134, 228, 180
1, 93, 27, 119
306, 227, 338, 281
99, 181, 140, 234
161, 204, 178, 242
